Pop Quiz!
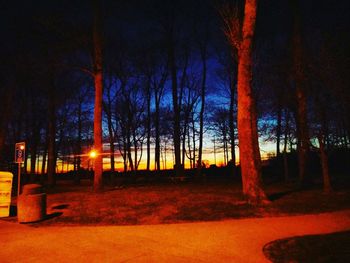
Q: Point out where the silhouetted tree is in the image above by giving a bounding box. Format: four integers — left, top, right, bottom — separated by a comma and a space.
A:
289, 0, 310, 186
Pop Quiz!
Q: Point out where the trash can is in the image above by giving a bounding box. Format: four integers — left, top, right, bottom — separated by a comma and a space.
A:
0, 171, 13, 217
18, 184, 46, 223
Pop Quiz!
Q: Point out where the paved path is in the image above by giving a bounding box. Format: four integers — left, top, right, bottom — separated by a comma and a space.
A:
1, 210, 350, 262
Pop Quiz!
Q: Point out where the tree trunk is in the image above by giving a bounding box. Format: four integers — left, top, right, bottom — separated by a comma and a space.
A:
198, 43, 207, 174
30, 141, 37, 181
74, 100, 82, 185
290, 0, 310, 186
296, 86, 309, 185
276, 104, 282, 157
41, 129, 48, 178
0, 86, 12, 164
168, 30, 183, 176
93, 0, 103, 192
317, 134, 332, 193
126, 111, 134, 171
154, 100, 161, 170
229, 80, 236, 175
146, 81, 151, 171
192, 115, 196, 169
47, 87, 56, 187
106, 109, 115, 183
283, 109, 290, 182
104, 84, 115, 185
237, 0, 268, 204
29, 97, 40, 181
182, 119, 187, 167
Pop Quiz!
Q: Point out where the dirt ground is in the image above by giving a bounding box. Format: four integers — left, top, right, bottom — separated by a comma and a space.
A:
6, 178, 350, 226
1, 209, 350, 262
1, 178, 350, 262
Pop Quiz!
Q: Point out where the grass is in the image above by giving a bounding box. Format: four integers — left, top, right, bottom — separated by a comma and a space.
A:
6, 177, 349, 226
263, 231, 350, 263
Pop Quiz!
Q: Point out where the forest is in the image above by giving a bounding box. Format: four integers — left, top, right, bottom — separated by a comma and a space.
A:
0, 0, 349, 203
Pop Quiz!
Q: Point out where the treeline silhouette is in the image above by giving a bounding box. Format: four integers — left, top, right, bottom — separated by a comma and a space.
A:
0, 0, 349, 195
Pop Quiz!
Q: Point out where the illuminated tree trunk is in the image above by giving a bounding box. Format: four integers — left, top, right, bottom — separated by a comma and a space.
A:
317, 134, 332, 193
237, 0, 268, 204
93, 0, 103, 192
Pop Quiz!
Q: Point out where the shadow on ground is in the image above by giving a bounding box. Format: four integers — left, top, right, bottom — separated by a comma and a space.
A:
263, 230, 350, 262
268, 189, 299, 201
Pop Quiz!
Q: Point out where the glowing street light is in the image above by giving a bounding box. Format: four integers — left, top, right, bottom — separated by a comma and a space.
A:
89, 150, 97, 159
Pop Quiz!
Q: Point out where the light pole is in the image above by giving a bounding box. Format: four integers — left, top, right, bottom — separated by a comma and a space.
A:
15, 142, 25, 197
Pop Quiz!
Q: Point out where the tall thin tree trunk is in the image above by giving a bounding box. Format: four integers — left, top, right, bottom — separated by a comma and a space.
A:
198, 44, 207, 173
276, 104, 282, 157
213, 136, 217, 166
93, 0, 103, 192
30, 98, 39, 182
30, 142, 37, 181
109, 135, 115, 183
237, 0, 267, 204
0, 86, 13, 164
41, 129, 48, 176
283, 109, 290, 182
47, 87, 56, 187
106, 113, 115, 183
146, 82, 151, 171
317, 134, 332, 193
164, 141, 167, 169
290, 0, 310, 186
155, 100, 161, 170
182, 122, 187, 166
192, 116, 196, 169
296, 86, 309, 184
168, 29, 183, 176
229, 80, 236, 174
41, 150, 47, 175
74, 100, 82, 185
104, 85, 115, 184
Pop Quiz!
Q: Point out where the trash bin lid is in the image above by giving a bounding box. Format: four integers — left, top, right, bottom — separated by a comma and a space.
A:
0, 171, 13, 178
22, 184, 43, 195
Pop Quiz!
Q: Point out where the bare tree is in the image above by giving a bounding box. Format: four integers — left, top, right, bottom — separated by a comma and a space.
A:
289, 0, 310, 186
220, 0, 268, 204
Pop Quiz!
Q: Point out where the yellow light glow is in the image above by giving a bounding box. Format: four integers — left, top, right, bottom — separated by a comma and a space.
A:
89, 150, 97, 159
20, 145, 25, 150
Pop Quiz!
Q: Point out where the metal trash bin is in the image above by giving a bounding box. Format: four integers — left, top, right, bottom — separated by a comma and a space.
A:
0, 172, 13, 217
18, 184, 46, 223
